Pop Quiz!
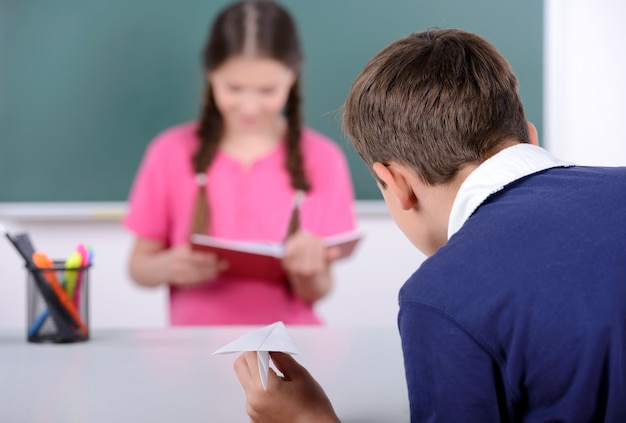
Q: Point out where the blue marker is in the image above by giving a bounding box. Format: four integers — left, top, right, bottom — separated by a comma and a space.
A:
28, 310, 49, 338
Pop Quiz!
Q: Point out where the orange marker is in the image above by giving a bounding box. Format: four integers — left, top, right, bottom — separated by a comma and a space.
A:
32, 252, 89, 337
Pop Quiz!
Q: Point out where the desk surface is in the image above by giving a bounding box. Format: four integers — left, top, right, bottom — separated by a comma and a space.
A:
0, 327, 409, 422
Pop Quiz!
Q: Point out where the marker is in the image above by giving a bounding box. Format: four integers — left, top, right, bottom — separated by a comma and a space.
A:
1, 226, 75, 339
29, 249, 83, 337
32, 252, 89, 337
28, 309, 50, 339
73, 244, 92, 306
64, 251, 83, 300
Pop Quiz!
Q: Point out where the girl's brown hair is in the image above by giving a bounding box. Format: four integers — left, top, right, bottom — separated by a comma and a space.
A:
191, 0, 309, 235
343, 28, 530, 186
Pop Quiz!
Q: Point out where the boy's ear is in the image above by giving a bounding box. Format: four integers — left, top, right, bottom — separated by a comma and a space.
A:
372, 162, 418, 210
527, 121, 539, 146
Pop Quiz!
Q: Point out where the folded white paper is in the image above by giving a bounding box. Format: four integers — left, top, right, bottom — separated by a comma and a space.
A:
213, 321, 299, 389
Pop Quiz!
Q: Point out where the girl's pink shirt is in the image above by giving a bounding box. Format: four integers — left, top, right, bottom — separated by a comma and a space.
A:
124, 122, 357, 325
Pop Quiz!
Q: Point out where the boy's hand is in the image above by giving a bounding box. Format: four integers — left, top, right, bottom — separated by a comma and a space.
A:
234, 351, 340, 423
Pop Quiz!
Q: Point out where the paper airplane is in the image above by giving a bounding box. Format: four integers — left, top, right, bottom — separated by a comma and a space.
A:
213, 321, 299, 389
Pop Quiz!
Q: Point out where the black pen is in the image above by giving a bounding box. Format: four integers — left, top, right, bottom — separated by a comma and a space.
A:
1, 224, 30, 262
1, 225, 76, 340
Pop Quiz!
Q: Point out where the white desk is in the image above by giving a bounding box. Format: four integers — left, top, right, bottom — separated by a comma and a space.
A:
0, 327, 410, 422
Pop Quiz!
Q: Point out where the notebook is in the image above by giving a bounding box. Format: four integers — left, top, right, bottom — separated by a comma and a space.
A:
190, 229, 363, 281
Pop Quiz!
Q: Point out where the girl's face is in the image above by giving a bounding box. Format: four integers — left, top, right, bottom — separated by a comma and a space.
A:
209, 56, 296, 131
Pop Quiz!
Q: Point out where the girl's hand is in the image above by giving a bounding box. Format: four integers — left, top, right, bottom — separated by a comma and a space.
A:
166, 244, 227, 287
282, 230, 341, 302
234, 351, 340, 423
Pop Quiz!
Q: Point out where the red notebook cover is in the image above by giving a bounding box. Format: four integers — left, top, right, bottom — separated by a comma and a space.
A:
190, 230, 363, 281
190, 236, 285, 281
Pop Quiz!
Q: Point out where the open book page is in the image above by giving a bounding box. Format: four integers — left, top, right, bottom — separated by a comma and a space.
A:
190, 229, 363, 281
323, 229, 363, 259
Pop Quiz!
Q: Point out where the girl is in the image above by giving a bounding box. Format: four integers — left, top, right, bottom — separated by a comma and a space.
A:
124, 0, 357, 325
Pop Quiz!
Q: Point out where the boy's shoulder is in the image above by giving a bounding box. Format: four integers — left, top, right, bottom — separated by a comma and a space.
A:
399, 218, 531, 317
401, 163, 626, 314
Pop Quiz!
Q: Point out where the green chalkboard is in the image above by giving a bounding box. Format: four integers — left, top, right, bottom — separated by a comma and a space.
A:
0, 0, 542, 202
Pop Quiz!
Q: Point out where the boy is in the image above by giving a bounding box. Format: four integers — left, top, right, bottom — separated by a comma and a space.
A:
234, 29, 626, 422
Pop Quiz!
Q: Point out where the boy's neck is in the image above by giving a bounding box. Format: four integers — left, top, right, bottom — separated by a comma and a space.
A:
424, 163, 478, 254
437, 140, 524, 233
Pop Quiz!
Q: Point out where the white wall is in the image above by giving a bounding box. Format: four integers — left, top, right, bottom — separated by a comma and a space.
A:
0, 203, 421, 330
2, 0, 626, 331
544, 0, 626, 164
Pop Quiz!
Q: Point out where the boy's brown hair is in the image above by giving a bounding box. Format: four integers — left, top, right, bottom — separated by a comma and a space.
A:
343, 28, 530, 185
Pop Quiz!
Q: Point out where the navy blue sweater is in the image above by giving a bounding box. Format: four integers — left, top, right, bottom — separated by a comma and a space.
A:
399, 166, 626, 422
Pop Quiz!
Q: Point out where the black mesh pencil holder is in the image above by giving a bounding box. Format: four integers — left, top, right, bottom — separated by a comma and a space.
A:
26, 261, 91, 343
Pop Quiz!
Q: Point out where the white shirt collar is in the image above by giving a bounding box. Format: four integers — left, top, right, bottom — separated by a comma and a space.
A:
447, 144, 573, 240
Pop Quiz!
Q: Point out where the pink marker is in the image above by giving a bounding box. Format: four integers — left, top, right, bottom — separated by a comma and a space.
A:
73, 244, 92, 307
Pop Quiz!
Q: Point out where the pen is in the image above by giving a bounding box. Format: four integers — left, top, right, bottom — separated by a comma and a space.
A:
1, 227, 76, 339
32, 252, 89, 337
284, 190, 305, 240
1, 224, 31, 263
1, 226, 48, 337
29, 249, 83, 337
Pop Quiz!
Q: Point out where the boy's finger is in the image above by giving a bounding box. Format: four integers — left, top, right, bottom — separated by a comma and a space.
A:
269, 352, 304, 381
234, 352, 258, 390
266, 366, 283, 388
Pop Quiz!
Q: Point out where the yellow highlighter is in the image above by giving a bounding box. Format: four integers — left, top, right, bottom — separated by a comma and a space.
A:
64, 251, 83, 300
